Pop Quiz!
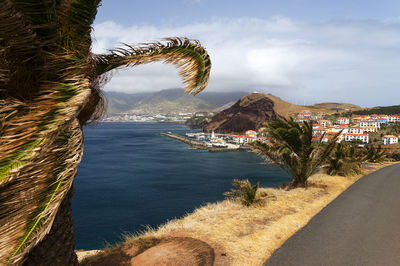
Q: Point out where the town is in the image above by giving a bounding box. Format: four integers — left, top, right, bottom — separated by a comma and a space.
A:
102, 111, 214, 123
181, 111, 400, 149
295, 111, 400, 146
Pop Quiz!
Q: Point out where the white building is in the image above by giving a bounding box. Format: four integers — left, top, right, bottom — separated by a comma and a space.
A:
370, 114, 389, 122
317, 119, 331, 127
233, 135, 255, 144
359, 120, 380, 129
311, 114, 324, 120
388, 115, 400, 123
348, 127, 364, 134
337, 117, 350, 125
295, 118, 309, 123
344, 133, 369, 143
322, 132, 343, 143
245, 130, 257, 137
382, 135, 399, 145
362, 126, 378, 133
297, 110, 312, 118
312, 126, 326, 136
337, 126, 349, 134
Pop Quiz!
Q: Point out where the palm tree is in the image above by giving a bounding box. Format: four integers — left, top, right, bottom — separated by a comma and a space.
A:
364, 145, 386, 163
249, 119, 338, 186
391, 124, 400, 134
326, 142, 364, 176
0, 1, 211, 265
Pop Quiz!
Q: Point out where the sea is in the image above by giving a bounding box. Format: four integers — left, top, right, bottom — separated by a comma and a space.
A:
72, 122, 291, 250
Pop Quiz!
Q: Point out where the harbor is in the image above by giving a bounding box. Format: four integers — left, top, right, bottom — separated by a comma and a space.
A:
160, 132, 250, 152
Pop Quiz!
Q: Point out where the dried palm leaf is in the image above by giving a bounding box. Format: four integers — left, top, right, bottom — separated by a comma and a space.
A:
0, 1, 211, 264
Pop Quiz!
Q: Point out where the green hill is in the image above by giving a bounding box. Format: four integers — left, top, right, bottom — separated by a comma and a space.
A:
353, 105, 400, 115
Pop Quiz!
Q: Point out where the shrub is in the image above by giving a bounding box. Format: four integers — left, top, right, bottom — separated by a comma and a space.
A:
364, 145, 387, 163
224, 179, 261, 206
326, 142, 364, 176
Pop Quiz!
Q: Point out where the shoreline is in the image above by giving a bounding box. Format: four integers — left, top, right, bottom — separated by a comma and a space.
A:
80, 162, 398, 265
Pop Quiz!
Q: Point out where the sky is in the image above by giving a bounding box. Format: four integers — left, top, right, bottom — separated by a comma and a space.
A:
92, 0, 400, 107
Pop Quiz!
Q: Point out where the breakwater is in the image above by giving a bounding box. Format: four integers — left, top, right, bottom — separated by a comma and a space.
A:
160, 132, 244, 152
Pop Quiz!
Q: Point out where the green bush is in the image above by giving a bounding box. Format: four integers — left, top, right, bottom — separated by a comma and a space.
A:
224, 179, 261, 206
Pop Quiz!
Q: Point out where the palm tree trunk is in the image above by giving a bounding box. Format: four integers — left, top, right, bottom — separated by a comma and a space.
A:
23, 186, 78, 266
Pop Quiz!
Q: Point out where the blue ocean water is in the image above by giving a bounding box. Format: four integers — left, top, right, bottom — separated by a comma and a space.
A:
72, 122, 290, 250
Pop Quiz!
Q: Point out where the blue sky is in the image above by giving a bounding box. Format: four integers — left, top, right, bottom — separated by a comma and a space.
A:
96, 0, 400, 25
93, 0, 400, 107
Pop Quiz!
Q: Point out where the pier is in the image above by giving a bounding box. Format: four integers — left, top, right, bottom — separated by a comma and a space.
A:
160, 132, 243, 152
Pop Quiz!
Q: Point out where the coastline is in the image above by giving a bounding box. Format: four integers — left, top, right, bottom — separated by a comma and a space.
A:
80, 162, 398, 265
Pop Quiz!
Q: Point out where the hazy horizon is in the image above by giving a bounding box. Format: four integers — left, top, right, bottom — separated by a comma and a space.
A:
105, 87, 399, 108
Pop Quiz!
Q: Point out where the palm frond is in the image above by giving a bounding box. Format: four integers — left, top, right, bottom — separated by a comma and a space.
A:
57, 0, 101, 55
250, 119, 338, 186
1, 119, 84, 265
0, 0, 37, 55
92, 37, 211, 95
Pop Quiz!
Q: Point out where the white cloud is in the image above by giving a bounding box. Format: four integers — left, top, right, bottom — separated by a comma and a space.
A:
92, 17, 400, 107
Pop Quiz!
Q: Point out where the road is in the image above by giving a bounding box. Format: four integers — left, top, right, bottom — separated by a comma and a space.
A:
265, 163, 400, 266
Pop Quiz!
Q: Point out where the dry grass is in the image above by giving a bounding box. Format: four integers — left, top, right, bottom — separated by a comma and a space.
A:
83, 162, 396, 266
264, 94, 361, 118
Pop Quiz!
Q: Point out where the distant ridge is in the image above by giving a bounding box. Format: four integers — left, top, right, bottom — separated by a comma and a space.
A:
104, 89, 249, 114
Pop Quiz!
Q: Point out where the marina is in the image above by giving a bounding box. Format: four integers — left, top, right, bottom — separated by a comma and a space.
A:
160, 132, 248, 151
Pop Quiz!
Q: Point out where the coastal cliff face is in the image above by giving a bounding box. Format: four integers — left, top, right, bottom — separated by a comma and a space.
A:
203, 93, 285, 133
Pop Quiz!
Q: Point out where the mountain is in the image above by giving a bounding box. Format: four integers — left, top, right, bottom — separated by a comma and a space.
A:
105, 91, 152, 114
104, 89, 249, 114
203, 93, 362, 133
203, 93, 286, 133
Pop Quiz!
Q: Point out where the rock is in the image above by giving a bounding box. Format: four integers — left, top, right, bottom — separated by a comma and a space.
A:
130, 237, 214, 266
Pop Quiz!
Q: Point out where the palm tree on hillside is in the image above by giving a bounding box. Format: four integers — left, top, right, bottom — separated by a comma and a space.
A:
249, 119, 338, 186
0, 1, 211, 265
364, 145, 386, 163
391, 124, 400, 134
326, 142, 364, 176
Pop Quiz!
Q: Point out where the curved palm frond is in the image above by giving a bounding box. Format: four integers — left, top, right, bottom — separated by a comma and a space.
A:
93, 37, 211, 95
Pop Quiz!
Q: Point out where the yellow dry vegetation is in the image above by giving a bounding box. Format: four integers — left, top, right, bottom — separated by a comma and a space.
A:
82, 163, 396, 265
264, 94, 361, 118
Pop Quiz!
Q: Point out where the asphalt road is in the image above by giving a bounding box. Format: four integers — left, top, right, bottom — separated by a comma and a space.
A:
265, 163, 400, 266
